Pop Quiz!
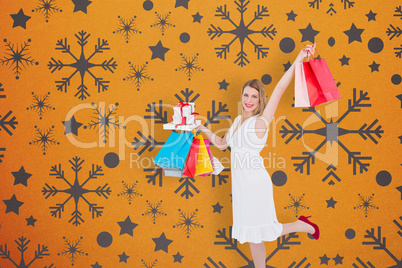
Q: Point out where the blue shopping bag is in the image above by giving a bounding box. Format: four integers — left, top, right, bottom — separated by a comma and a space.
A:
153, 131, 194, 170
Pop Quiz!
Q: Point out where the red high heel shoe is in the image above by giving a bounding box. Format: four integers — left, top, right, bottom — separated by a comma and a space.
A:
298, 215, 320, 240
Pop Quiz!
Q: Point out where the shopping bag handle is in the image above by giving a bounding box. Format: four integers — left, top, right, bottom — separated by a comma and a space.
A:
304, 42, 318, 61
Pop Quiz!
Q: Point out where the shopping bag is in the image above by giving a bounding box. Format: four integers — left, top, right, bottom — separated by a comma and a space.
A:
303, 60, 326, 107
183, 138, 200, 178
303, 50, 341, 107
153, 131, 194, 170
308, 58, 341, 103
294, 62, 311, 107
194, 137, 214, 176
198, 139, 214, 177
211, 156, 224, 175
163, 167, 183, 177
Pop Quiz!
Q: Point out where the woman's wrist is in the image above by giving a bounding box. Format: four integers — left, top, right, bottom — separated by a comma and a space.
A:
196, 124, 206, 132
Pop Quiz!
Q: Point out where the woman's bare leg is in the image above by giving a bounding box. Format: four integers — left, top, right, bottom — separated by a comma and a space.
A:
280, 220, 315, 236
249, 242, 266, 268
249, 221, 315, 268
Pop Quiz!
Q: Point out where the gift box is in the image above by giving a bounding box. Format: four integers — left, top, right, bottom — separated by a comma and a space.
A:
173, 102, 195, 117
172, 114, 196, 125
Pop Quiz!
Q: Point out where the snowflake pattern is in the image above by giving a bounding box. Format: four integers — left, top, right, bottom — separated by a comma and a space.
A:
58, 236, 88, 266
173, 209, 203, 238
151, 12, 175, 35
33, 0, 61, 22
357, 218, 402, 267
42, 156, 111, 226
280, 88, 383, 180
141, 259, 158, 268
0, 147, 4, 163
1, 39, 38, 79
29, 125, 59, 154
386, 6, 402, 58
284, 194, 309, 217
354, 194, 379, 217
175, 53, 204, 80
0, 236, 54, 268
84, 102, 124, 143
0, 82, 5, 99
207, 0, 277, 66
308, 0, 355, 15
209, 226, 307, 267
123, 61, 153, 91
174, 177, 200, 199
118, 180, 142, 204
114, 16, 141, 43
133, 134, 164, 157
0, 110, 18, 136
142, 200, 167, 224
27, 91, 55, 119
48, 30, 117, 100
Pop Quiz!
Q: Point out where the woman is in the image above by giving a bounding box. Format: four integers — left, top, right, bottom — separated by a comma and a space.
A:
195, 44, 319, 268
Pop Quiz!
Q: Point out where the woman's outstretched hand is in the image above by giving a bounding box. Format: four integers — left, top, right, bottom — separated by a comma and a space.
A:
295, 42, 316, 63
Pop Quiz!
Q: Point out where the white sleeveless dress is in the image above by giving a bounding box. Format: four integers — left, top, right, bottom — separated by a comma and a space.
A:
226, 115, 283, 244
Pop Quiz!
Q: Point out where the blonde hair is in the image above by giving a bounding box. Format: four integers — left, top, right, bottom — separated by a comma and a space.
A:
241, 79, 267, 117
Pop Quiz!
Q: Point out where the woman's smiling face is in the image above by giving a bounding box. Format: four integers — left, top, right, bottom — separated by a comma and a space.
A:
242, 86, 260, 112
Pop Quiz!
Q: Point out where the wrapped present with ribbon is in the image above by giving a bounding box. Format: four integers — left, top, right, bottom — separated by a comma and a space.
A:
172, 113, 197, 125
173, 101, 195, 117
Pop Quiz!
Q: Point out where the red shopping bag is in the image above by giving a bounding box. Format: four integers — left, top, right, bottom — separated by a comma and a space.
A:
182, 138, 200, 178
303, 50, 341, 107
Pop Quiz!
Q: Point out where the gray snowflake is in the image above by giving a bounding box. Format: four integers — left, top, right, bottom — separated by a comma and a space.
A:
0, 82, 5, 99
308, 0, 355, 15
29, 125, 59, 155
354, 193, 378, 217
118, 180, 142, 204
141, 259, 158, 268
1, 39, 38, 79
123, 61, 153, 91
151, 12, 175, 35
357, 219, 402, 267
386, 6, 402, 58
0, 147, 4, 163
280, 88, 383, 180
84, 102, 124, 143
0, 236, 54, 268
207, 0, 277, 66
0, 110, 18, 136
142, 200, 167, 224
175, 53, 203, 80
48, 30, 117, 100
114, 16, 140, 43
173, 209, 203, 238
210, 226, 307, 267
33, 0, 61, 22
27, 91, 55, 119
58, 236, 88, 266
42, 156, 111, 226
285, 194, 309, 217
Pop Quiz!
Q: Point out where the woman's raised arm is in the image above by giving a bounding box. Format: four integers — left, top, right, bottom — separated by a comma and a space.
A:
259, 44, 315, 127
